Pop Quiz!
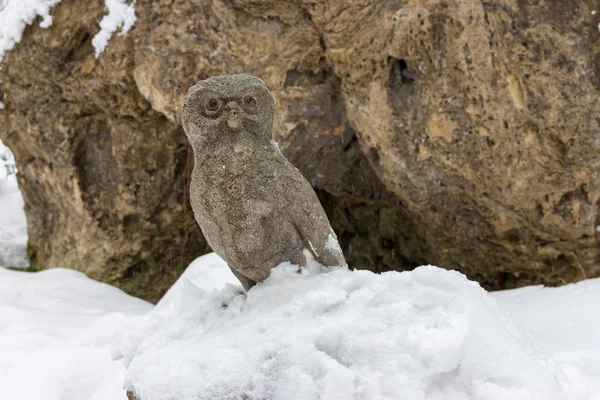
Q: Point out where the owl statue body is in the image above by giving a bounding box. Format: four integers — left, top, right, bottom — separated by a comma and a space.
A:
181, 74, 346, 290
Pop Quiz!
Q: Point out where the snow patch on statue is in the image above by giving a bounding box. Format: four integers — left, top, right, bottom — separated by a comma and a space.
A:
325, 233, 343, 255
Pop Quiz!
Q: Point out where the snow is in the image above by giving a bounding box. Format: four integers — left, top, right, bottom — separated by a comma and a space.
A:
161, 252, 238, 297
0, 267, 152, 399
92, 0, 136, 58
1, 252, 599, 400
0, 0, 61, 63
271, 139, 282, 153
0, 137, 17, 179
0, 0, 136, 64
491, 280, 600, 397
119, 255, 597, 400
0, 175, 28, 267
325, 233, 343, 255
0, 140, 28, 268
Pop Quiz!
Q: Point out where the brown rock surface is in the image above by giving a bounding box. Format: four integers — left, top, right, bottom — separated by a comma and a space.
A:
1, 0, 599, 300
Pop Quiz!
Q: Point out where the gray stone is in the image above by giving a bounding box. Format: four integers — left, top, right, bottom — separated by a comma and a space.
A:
181, 74, 346, 290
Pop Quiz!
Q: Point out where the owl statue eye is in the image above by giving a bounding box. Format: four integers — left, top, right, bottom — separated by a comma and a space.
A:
205, 97, 221, 113
241, 95, 259, 114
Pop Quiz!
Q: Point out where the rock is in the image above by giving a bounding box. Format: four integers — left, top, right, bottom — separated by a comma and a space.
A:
0, 2, 209, 302
0, 0, 598, 300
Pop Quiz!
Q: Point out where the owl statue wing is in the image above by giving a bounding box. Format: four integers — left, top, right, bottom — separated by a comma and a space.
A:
279, 160, 347, 267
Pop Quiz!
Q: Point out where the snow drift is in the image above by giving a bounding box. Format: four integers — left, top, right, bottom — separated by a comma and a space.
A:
1, 254, 599, 400
0, 267, 151, 399
119, 256, 587, 400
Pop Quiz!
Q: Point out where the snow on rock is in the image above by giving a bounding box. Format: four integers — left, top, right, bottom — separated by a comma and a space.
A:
0, 137, 17, 179
0, 267, 152, 399
0, 175, 28, 267
119, 257, 586, 400
0, 139, 28, 268
0, 0, 61, 63
92, 0, 136, 58
0, 0, 137, 63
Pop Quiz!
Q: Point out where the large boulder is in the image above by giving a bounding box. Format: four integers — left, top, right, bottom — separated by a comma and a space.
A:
1, 0, 599, 300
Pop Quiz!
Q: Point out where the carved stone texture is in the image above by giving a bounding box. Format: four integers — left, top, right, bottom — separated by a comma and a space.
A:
1, 0, 599, 300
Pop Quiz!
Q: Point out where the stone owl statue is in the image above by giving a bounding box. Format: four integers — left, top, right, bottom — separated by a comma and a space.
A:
181, 74, 346, 290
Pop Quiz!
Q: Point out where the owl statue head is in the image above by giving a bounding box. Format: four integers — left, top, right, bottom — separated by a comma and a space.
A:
181, 74, 275, 147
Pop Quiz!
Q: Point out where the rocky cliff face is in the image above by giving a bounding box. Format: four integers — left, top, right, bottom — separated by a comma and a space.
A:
1, 0, 599, 301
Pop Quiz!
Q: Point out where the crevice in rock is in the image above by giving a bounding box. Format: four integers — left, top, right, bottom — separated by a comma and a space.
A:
389, 57, 416, 86
284, 67, 330, 87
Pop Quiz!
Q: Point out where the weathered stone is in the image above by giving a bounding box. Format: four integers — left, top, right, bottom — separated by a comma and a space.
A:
0, 0, 599, 300
0, 2, 209, 302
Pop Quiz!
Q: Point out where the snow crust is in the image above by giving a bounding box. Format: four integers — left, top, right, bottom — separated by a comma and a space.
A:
0, 0, 61, 63
0, 267, 152, 399
119, 256, 591, 400
92, 0, 136, 58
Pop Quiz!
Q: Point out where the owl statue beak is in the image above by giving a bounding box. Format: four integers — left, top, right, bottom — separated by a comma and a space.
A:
225, 101, 243, 131
227, 112, 242, 131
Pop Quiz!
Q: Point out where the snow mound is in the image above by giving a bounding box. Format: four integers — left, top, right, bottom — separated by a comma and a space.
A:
0, 267, 152, 399
120, 260, 585, 400
92, 0, 136, 58
160, 252, 239, 300
0, 0, 61, 63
